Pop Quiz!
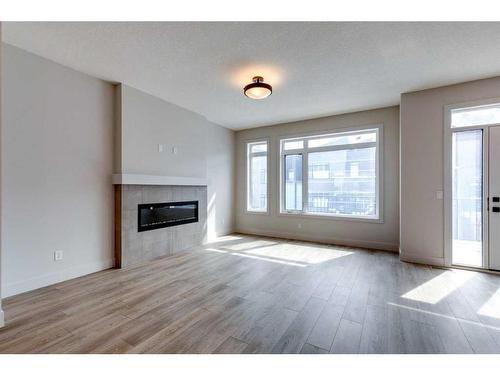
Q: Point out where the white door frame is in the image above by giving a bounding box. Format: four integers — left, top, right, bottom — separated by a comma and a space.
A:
444, 97, 500, 269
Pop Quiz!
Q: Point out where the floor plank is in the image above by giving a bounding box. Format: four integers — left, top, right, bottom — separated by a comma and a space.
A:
270, 297, 326, 354
213, 337, 248, 354
306, 303, 344, 350
300, 343, 329, 354
330, 319, 363, 353
359, 304, 388, 354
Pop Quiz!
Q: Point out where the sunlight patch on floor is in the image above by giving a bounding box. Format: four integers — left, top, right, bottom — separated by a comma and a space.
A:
221, 240, 277, 251
206, 235, 243, 244
245, 243, 353, 265
203, 247, 307, 267
478, 287, 500, 320
453, 239, 482, 268
401, 270, 475, 304
387, 302, 500, 332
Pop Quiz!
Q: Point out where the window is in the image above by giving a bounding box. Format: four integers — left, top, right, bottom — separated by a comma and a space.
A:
247, 141, 268, 212
451, 103, 500, 128
284, 154, 303, 211
280, 128, 380, 219
283, 140, 304, 150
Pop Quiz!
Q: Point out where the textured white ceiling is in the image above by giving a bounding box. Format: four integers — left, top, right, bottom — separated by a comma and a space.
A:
3, 22, 500, 129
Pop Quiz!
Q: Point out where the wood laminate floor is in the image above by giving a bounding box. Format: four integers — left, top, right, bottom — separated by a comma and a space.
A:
1, 234, 500, 354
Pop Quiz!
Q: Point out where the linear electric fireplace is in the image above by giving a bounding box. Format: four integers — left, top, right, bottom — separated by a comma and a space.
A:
138, 200, 199, 232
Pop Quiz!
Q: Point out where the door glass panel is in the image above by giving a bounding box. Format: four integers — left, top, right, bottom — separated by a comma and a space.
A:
284, 154, 303, 211
452, 130, 483, 267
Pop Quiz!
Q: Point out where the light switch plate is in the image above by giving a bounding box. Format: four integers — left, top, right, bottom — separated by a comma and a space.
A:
54, 250, 63, 261
436, 190, 444, 200
158, 144, 164, 153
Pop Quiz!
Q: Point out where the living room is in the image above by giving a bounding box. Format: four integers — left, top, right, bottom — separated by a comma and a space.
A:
1, 1, 500, 372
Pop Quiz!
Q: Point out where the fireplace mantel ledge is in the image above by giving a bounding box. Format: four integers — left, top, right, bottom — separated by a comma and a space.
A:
112, 173, 207, 186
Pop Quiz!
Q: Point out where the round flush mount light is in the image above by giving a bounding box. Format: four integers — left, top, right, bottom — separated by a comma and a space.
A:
244, 76, 272, 99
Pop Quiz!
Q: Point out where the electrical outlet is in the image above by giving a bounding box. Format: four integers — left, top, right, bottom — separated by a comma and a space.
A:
54, 250, 63, 261
297, 223, 302, 229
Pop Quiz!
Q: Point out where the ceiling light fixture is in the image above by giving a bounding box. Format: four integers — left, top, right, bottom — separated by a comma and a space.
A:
244, 76, 272, 100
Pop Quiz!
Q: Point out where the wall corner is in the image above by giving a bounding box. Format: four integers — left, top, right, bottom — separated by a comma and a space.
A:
114, 83, 123, 174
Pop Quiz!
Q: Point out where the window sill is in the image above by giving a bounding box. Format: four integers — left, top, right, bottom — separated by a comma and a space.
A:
278, 211, 383, 223
245, 209, 270, 216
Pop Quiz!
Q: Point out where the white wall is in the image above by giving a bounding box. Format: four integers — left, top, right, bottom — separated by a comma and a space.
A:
206, 121, 235, 239
117, 84, 235, 240
235, 106, 400, 251
0, 24, 4, 327
400, 76, 500, 266
1, 44, 115, 297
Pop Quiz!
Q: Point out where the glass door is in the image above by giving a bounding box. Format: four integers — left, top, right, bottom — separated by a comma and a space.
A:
452, 129, 484, 267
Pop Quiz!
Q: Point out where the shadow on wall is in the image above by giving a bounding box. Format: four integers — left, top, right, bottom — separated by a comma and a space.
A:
207, 192, 217, 242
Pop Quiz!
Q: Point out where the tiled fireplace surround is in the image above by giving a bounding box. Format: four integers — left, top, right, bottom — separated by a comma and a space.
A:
115, 184, 207, 268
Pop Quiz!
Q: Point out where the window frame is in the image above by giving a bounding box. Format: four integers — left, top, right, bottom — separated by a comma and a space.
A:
246, 139, 270, 214
278, 125, 383, 222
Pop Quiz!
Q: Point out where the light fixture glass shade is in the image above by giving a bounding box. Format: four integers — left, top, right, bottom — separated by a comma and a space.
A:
244, 76, 272, 99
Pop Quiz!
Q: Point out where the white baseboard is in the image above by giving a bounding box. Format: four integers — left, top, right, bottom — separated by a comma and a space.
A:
234, 227, 399, 253
2, 258, 115, 298
216, 228, 235, 238
399, 252, 445, 267
205, 227, 235, 244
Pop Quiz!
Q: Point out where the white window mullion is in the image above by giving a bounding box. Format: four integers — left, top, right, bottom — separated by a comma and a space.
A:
250, 151, 267, 157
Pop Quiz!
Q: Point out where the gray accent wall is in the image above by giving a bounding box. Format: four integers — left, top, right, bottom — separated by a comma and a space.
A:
120, 185, 207, 268
235, 106, 400, 252
119, 84, 208, 178
116, 84, 235, 241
